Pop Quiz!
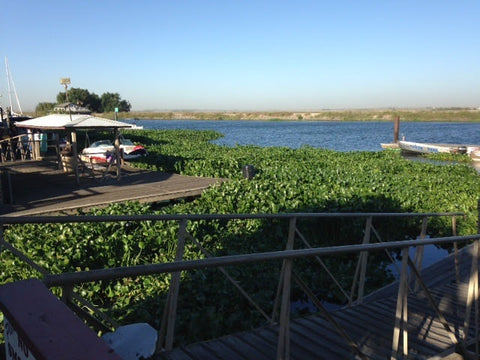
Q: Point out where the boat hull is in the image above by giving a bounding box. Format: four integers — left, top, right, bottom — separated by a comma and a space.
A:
470, 148, 480, 162
398, 141, 465, 155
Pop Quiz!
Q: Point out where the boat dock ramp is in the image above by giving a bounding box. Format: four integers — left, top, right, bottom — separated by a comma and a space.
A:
157, 242, 479, 360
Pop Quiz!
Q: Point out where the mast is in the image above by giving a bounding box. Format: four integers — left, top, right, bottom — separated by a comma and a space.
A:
4, 56, 23, 115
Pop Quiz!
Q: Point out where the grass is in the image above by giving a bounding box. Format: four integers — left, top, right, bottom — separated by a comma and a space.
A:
28, 107, 480, 122
101, 108, 480, 122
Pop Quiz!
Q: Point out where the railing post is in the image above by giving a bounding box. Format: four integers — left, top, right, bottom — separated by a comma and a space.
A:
277, 217, 296, 360
391, 247, 409, 360
158, 219, 187, 352
452, 215, 460, 284
0, 223, 4, 253
462, 237, 479, 355
61, 285, 74, 304
8, 138, 14, 161
350, 216, 372, 305
412, 216, 428, 291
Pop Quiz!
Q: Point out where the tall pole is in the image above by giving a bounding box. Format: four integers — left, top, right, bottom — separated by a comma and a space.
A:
60, 78, 71, 103
65, 84, 69, 103
394, 116, 400, 143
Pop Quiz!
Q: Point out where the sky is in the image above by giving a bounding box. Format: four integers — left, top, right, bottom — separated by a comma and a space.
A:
1, 1, 479, 112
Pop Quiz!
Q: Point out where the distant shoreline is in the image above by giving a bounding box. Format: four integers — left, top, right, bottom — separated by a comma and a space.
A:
107, 108, 480, 122
26, 108, 480, 122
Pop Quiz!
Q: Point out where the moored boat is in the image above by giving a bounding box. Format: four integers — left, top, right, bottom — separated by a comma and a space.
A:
398, 140, 467, 155
81, 138, 148, 162
469, 148, 480, 162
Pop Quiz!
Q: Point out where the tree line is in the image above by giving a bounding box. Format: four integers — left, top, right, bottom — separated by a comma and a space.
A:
35, 88, 131, 114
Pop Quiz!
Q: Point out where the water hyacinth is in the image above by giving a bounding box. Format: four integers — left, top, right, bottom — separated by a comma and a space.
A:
2, 128, 480, 345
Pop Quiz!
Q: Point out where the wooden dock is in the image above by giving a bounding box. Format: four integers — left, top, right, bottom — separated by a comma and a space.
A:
0, 160, 225, 216
157, 244, 479, 360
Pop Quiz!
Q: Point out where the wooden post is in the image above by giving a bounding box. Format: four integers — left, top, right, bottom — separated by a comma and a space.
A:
453, 216, 460, 284
271, 261, 285, 324
357, 217, 372, 303
277, 217, 296, 360
391, 247, 409, 359
462, 241, 478, 348
350, 217, 372, 305
68, 129, 80, 185
412, 216, 428, 291
0, 224, 4, 254
61, 285, 74, 304
393, 116, 400, 143
158, 219, 187, 352
54, 132, 62, 170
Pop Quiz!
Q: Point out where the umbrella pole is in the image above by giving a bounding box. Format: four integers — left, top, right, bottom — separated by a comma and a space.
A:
114, 128, 121, 181
70, 130, 80, 185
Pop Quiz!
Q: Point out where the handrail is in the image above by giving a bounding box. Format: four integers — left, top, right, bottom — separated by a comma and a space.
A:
42, 234, 479, 287
0, 134, 26, 143
0, 211, 466, 224
0, 134, 62, 164
0, 211, 473, 359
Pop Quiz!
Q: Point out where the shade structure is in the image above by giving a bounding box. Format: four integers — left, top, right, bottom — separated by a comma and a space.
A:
15, 114, 133, 130
14, 114, 133, 184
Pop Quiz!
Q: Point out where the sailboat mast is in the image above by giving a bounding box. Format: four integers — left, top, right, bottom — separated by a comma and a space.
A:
4, 56, 23, 115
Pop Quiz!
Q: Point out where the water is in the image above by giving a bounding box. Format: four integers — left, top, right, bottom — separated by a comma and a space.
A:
125, 119, 480, 151
387, 244, 450, 280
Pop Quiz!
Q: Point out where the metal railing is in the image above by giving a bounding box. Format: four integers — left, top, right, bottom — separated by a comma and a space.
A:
0, 212, 477, 359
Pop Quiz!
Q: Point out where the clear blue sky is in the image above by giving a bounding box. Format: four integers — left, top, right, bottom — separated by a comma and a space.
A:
2, 0, 479, 112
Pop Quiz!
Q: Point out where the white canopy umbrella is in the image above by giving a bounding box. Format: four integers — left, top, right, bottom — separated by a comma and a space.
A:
15, 114, 133, 130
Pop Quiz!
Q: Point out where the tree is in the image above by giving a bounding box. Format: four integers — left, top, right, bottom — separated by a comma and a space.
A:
88, 93, 102, 113
35, 102, 56, 114
56, 88, 102, 112
101, 92, 131, 112
50, 88, 131, 113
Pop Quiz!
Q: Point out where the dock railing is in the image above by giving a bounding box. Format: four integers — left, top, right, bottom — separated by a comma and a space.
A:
0, 212, 478, 359
0, 134, 62, 164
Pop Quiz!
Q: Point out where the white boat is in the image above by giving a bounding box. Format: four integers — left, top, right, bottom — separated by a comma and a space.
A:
398, 140, 467, 155
81, 138, 148, 162
380, 142, 399, 150
469, 147, 480, 162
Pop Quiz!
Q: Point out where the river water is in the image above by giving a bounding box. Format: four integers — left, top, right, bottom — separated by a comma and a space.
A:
125, 120, 480, 151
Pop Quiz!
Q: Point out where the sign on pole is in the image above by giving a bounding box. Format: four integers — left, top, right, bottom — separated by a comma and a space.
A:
60, 78, 71, 85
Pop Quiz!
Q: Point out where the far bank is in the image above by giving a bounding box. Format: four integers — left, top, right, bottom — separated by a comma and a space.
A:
107, 108, 480, 122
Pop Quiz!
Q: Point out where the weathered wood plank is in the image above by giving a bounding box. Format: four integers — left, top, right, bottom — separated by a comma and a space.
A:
295, 317, 361, 358
289, 320, 356, 359
355, 301, 452, 350
215, 335, 269, 360
231, 333, 275, 360
0, 161, 225, 216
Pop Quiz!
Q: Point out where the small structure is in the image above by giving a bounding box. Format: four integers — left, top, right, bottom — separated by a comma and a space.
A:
53, 102, 91, 114
15, 114, 133, 184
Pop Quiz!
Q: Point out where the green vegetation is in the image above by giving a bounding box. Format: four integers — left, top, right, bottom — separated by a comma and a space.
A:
34, 87, 131, 115
2, 129, 480, 345
117, 108, 480, 122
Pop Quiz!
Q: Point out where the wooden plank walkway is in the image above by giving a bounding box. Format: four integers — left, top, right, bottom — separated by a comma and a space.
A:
0, 160, 226, 216
157, 244, 479, 360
